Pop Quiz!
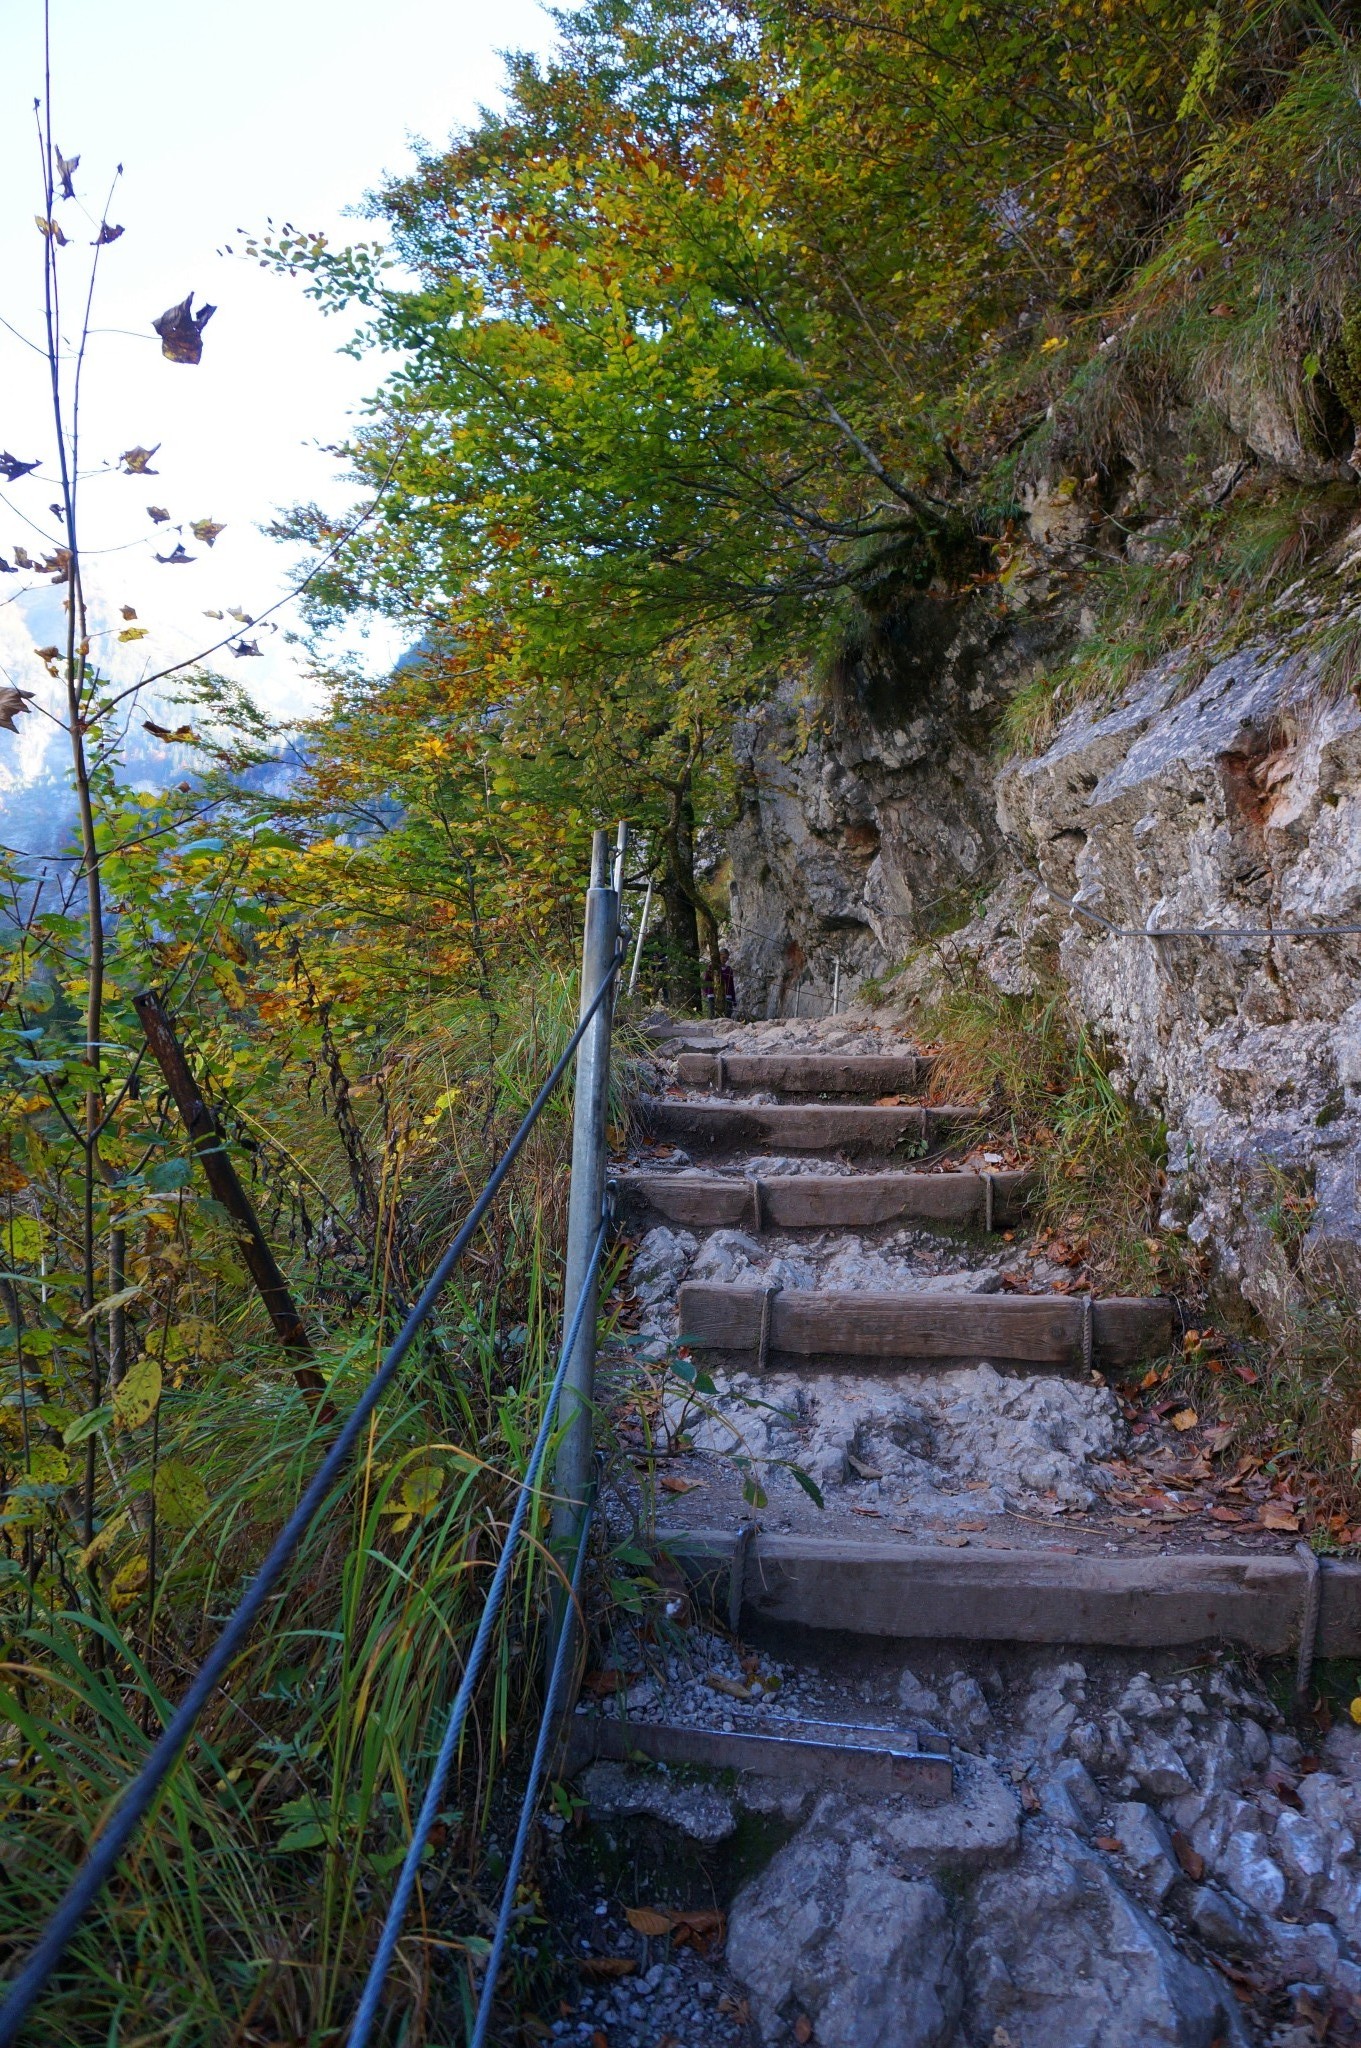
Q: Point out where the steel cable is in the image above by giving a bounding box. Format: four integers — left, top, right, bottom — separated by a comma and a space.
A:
0, 949, 625, 2048
345, 1207, 609, 2048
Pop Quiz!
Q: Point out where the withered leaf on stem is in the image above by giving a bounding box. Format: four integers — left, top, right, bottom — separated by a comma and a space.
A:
190, 518, 225, 547
0, 686, 35, 733
143, 721, 197, 743
0, 452, 39, 482
121, 445, 160, 475
230, 638, 262, 658
35, 215, 67, 245
120, 605, 137, 620
155, 543, 195, 566
153, 292, 216, 365
146, 506, 171, 524
92, 221, 124, 246
0, 557, 15, 574
55, 150, 79, 199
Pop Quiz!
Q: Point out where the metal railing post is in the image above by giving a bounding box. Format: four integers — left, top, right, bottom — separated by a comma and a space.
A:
551, 829, 620, 1571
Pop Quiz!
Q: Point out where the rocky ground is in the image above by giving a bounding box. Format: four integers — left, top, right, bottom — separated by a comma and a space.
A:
550, 1621, 1361, 2048
530, 1013, 1360, 2047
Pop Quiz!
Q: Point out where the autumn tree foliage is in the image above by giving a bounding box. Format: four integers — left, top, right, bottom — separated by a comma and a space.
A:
260, 0, 1357, 987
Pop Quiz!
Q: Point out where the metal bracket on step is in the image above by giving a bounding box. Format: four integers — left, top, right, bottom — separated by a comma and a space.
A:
714, 1051, 727, 1095
750, 1177, 766, 1234
756, 1282, 782, 1372
1295, 1540, 1323, 1714
983, 1172, 995, 1234
1081, 1293, 1094, 1376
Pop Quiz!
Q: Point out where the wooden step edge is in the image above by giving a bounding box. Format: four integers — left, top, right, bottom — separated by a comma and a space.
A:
616, 1168, 1034, 1231
658, 1527, 1361, 1655
676, 1282, 1174, 1371
641, 1100, 981, 1154
674, 1051, 934, 1096
644, 1098, 978, 1122
563, 1711, 953, 1801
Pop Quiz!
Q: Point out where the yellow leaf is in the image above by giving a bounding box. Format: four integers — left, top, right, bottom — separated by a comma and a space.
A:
1350, 1697, 1361, 1726
1170, 1408, 1198, 1432
110, 1556, 148, 1610
25, 1446, 69, 1486
114, 1355, 162, 1432
384, 1463, 444, 1532
80, 1509, 128, 1571
118, 625, 149, 642
3, 1217, 43, 1264
155, 1459, 208, 1528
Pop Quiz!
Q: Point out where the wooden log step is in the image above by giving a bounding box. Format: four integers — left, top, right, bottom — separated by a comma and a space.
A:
674, 1051, 932, 1097
662, 1528, 1361, 1655
564, 1711, 953, 1801
677, 1282, 1173, 1373
618, 1168, 1032, 1233
643, 1098, 976, 1156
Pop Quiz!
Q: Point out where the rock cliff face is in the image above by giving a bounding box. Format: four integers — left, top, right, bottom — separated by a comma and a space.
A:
725, 553, 1361, 1315
726, 598, 1063, 1019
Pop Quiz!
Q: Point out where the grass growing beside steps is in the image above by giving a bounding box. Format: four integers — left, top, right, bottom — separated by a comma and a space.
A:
909, 964, 1361, 1526
0, 964, 644, 2046
907, 966, 1198, 1301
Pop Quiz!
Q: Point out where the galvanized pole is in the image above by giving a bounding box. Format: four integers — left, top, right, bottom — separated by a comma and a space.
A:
551, 829, 620, 1575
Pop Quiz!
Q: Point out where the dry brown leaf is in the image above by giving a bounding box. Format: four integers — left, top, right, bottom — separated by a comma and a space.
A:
624, 1907, 673, 1938
1172, 1831, 1205, 1881
581, 1668, 624, 1695
0, 686, 35, 733
576, 1957, 635, 1981
794, 2018, 814, 2044
706, 1672, 752, 1701
658, 1475, 702, 1495
153, 291, 216, 365
672, 1909, 724, 1936
1260, 1503, 1301, 1533
1093, 1834, 1123, 1853
1170, 1409, 1198, 1432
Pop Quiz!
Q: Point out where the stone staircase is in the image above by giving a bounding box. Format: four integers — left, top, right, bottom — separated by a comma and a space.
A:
577, 1019, 1361, 1773
561, 1017, 1361, 2048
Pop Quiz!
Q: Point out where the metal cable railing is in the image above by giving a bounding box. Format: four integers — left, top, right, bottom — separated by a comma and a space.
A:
0, 839, 628, 2047
346, 1205, 610, 2048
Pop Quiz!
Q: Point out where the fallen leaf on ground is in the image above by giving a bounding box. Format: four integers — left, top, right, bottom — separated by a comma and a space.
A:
1093, 1835, 1123, 1853
1170, 1409, 1198, 1432
582, 1668, 624, 1695
625, 1907, 674, 1937
1259, 1504, 1301, 1533
1172, 1831, 1205, 1880
658, 1475, 702, 1494
794, 2018, 814, 2044
577, 1957, 634, 1980
706, 1672, 752, 1701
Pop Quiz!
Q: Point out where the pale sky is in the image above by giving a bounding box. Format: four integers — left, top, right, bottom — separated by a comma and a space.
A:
0, 0, 558, 792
